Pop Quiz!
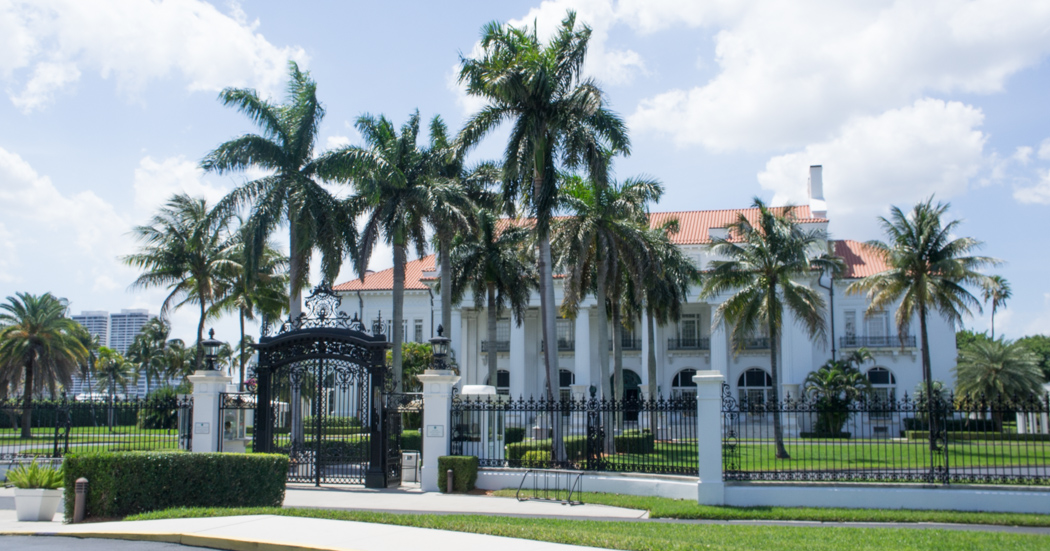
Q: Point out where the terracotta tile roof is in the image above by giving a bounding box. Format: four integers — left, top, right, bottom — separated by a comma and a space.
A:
333, 255, 435, 292
834, 240, 889, 279
650, 205, 827, 245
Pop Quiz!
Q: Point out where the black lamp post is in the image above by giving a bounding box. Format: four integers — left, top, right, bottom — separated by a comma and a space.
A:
429, 324, 450, 370
202, 328, 223, 371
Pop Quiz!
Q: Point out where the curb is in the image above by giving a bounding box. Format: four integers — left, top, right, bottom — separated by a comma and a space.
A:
4, 532, 353, 551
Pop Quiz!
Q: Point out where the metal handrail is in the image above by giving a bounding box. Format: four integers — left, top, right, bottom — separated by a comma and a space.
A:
516, 468, 584, 506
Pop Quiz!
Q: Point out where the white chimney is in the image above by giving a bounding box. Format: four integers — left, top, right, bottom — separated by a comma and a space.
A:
808, 165, 827, 219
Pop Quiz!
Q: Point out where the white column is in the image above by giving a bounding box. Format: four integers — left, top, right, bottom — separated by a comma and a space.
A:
574, 309, 592, 389
417, 369, 461, 492
709, 308, 728, 377
187, 370, 232, 453
510, 316, 526, 398
449, 308, 462, 369
694, 370, 725, 505
1042, 384, 1050, 435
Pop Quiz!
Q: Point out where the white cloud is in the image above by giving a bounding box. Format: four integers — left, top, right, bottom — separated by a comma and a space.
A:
1012, 169, 1050, 205
624, 0, 1050, 151
1038, 139, 1050, 161
1, 0, 308, 112
757, 99, 986, 239
133, 156, 229, 215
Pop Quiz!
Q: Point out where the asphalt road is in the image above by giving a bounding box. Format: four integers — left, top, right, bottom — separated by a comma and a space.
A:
1, 535, 211, 550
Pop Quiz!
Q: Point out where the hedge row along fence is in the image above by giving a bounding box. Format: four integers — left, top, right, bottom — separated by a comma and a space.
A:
63, 452, 288, 519
437, 455, 478, 493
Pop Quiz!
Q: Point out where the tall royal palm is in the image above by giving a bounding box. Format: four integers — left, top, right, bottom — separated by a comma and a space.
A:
126, 318, 170, 396
700, 199, 841, 459
325, 111, 464, 391
555, 174, 661, 404
451, 209, 536, 387
982, 275, 1011, 340
202, 62, 355, 318
213, 232, 288, 387
458, 11, 630, 400
847, 197, 999, 418
0, 292, 86, 438
125, 194, 236, 370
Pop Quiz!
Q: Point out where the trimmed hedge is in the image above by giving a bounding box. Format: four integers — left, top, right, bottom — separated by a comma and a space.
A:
904, 431, 1050, 442
614, 429, 655, 454
302, 438, 370, 460
800, 432, 851, 439
521, 450, 551, 467
401, 430, 421, 451
903, 418, 998, 432
437, 455, 477, 493
303, 415, 362, 429
63, 452, 288, 520
504, 427, 526, 445
506, 436, 587, 462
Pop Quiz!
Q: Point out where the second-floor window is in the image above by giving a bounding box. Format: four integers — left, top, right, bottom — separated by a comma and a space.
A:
678, 313, 701, 346
496, 319, 510, 341
414, 319, 423, 343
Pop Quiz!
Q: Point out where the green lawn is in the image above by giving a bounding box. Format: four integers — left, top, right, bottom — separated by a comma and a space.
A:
496, 490, 1050, 527
126, 507, 1049, 551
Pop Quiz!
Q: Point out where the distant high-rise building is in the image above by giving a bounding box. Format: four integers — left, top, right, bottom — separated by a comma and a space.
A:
71, 310, 109, 344
109, 309, 153, 354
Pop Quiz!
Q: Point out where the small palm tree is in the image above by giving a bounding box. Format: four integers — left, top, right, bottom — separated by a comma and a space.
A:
847, 197, 999, 435
954, 339, 1043, 409
71, 324, 100, 399
125, 194, 237, 370
0, 292, 86, 438
162, 339, 194, 386
803, 349, 874, 435
94, 347, 132, 400
202, 61, 356, 318
700, 199, 842, 459
458, 11, 630, 402
982, 275, 1011, 340
450, 209, 536, 387
126, 318, 169, 395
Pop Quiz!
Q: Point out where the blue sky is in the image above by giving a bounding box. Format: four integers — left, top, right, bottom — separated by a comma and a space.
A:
1, 0, 1048, 345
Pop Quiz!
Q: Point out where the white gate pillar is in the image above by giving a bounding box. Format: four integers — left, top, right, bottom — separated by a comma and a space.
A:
188, 370, 232, 453
417, 369, 461, 492
694, 370, 725, 505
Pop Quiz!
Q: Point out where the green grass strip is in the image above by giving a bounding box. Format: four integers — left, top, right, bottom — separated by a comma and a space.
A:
126, 507, 1048, 551
495, 490, 1050, 527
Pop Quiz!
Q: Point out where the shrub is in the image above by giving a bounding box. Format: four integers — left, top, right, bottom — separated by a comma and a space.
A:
303, 415, 361, 429
800, 432, 851, 439
904, 431, 1050, 442
302, 437, 370, 460
521, 450, 551, 468
62, 452, 288, 520
137, 387, 180, 430
6, 460, 62, 489
504, 427, 526, 444
437, 456, 478, 493
401, 430, 421, 451
614, 429, 655, 454
506, 436, 587, 462
903, 417, 998, 432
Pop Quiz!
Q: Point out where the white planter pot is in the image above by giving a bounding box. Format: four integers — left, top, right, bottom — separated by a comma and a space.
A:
14, 488, 63, 522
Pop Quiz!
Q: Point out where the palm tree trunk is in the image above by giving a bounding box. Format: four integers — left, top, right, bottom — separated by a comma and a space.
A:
487, 282, 498, 387
919, 305, 939, 454
392, 243, 406, 393
769, 297, 789, 459
20, 357, 34, 439
534, 166, 564, 463
990, 305, 996, 341
612, 301, 624, 433
646, 309, 658, 436
289, 221, 303, 319
595, 262, 614, 455
194, 299, 206, 371
239, 307, 247, 389
441, 233, 453, 342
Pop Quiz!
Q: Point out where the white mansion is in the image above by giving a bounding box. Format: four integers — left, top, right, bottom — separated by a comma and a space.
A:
332, 167, 957, 408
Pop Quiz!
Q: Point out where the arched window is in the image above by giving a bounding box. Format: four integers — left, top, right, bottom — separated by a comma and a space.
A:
866, 367, 896, 420
671, 369, 698, 399
496, 369, 510, 396
737, 368, 773, 407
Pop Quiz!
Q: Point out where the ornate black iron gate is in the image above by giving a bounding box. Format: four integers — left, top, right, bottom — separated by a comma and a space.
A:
252, 286, 395, 487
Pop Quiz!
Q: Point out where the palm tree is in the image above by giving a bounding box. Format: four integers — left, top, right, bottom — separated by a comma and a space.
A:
327, 110, 464, 392
71, 324, 100, 399
458, 11, 630, 401
450, 209, 536, 387
213, 232, 288, 387
700, 199, 841, 459
201, 61, 355, 318
0, 292, 86, 438
555, 173, 661, 405
125, 194, 236, 370
94, 347, 132, 400
126, 318, 169, 396
955, 339, 1044, 403
803, 349, 873, 435
161, 339, 194, 386
982, 275, 1011, 340
847, 197, 999, 441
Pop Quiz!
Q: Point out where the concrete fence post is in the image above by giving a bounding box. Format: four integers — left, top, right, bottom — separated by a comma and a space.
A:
187, 370, 232, 453
694, 370, 725, 506
417, 369, 461, 492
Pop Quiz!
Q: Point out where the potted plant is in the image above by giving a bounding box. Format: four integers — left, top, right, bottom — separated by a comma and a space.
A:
6, 460, 64, 521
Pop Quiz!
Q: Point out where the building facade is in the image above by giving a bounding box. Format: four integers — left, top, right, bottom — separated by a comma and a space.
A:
333, 168, 958, 418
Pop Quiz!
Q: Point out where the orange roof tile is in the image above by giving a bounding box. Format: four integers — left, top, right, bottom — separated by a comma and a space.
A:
834, 240, 889, 279
650, 206, 827, 245
333, 255, 435, 292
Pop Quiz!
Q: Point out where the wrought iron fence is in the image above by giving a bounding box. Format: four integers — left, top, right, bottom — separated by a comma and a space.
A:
451, 393, 697, 475
721, 383, 1050, 485
0, 395, 193, 461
